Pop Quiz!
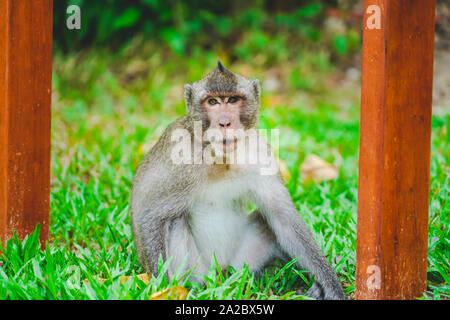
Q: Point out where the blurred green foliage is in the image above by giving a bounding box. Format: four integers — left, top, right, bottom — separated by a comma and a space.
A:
54, 0, 355, 57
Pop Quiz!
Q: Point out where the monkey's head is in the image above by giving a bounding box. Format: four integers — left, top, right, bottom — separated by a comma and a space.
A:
184, 61, 261, 152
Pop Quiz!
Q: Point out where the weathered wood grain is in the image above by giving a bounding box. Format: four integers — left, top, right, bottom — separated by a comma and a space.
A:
356, 0, 435, 299
0, 0, 53, 246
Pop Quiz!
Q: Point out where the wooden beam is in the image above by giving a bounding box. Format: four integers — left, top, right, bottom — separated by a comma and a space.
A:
0, 1, 53, 246
356, 0, 435, 299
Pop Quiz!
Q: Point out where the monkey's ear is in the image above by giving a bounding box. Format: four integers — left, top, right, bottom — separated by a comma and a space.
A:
184, 84, 193, 112
252, 79, 261, 99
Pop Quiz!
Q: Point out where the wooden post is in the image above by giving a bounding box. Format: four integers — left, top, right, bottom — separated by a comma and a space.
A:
356, 0, 435, 299
0, 1, 53, 245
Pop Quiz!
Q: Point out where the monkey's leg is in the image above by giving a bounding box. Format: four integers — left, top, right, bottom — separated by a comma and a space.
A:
254, 178, 346, 300
166, 216, 209, 280
230, 210, 283, 273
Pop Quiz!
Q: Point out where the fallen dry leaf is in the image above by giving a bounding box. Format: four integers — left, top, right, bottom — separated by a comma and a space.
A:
84, 273, 151, 287
300, 154, 338, 183
83, 277, 108, 284
278, 159, 291, 182
119, 273, 151, 285
149, 286, 189, 300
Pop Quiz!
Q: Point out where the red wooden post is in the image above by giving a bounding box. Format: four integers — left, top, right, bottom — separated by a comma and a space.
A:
356, 0, 435, 299
0, 1, 53, 246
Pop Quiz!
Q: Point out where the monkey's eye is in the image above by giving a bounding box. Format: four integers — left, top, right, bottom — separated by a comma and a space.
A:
227, 96, 239, 104
207, 98, 218, 105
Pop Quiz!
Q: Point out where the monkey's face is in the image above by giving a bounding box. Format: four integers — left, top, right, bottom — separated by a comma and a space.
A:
202, 95, 244, 152
184, 62, 261, 152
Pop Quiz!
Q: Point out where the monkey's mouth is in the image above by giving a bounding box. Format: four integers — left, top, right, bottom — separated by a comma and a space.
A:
214, 137, 238, 152
221, 137, 238, 145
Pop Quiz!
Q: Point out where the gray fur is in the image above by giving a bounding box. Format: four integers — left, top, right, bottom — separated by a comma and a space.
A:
131, 63, 345, 300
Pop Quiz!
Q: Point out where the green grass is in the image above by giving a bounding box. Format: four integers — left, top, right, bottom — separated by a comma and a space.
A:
0, 41, 448, 300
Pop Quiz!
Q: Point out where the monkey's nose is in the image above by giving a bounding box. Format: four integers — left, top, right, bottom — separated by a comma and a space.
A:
219, 116, 231, 128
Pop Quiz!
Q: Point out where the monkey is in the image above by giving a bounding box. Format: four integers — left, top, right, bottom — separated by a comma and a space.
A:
130, 62, 345, 300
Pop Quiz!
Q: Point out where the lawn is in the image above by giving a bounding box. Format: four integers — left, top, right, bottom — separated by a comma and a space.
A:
0, 40, 448, 300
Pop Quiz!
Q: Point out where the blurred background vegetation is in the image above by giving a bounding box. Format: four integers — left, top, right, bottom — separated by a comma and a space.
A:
52, 0, 368, 137
54, 0, 361, 56
2, 0, 447, 300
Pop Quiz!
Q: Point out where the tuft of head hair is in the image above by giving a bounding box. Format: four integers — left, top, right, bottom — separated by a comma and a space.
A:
184, 62, 261, 115
216, 61, 225, 72
203, 61, 238, 94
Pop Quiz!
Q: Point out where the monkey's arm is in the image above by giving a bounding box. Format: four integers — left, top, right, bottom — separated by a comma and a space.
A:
131, 154, 191, 273
131, 191, 185, 275
131, 140, 207, 277
253, 176, 345, 300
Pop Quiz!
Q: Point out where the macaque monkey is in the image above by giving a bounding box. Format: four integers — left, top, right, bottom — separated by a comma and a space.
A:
131, 62, 345, 300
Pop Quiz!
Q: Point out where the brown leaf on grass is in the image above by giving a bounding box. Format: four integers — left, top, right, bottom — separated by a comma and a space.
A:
83, 277, 108, 284
278, 159, 291, 182
149, 286, 189, 300
84, 273, 151, 286
119, 273, 151, 285
300, 154, 338, 183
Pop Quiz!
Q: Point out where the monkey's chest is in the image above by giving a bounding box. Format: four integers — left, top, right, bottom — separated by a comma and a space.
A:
188, 178, 251, 266
189, 202, 247, 266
